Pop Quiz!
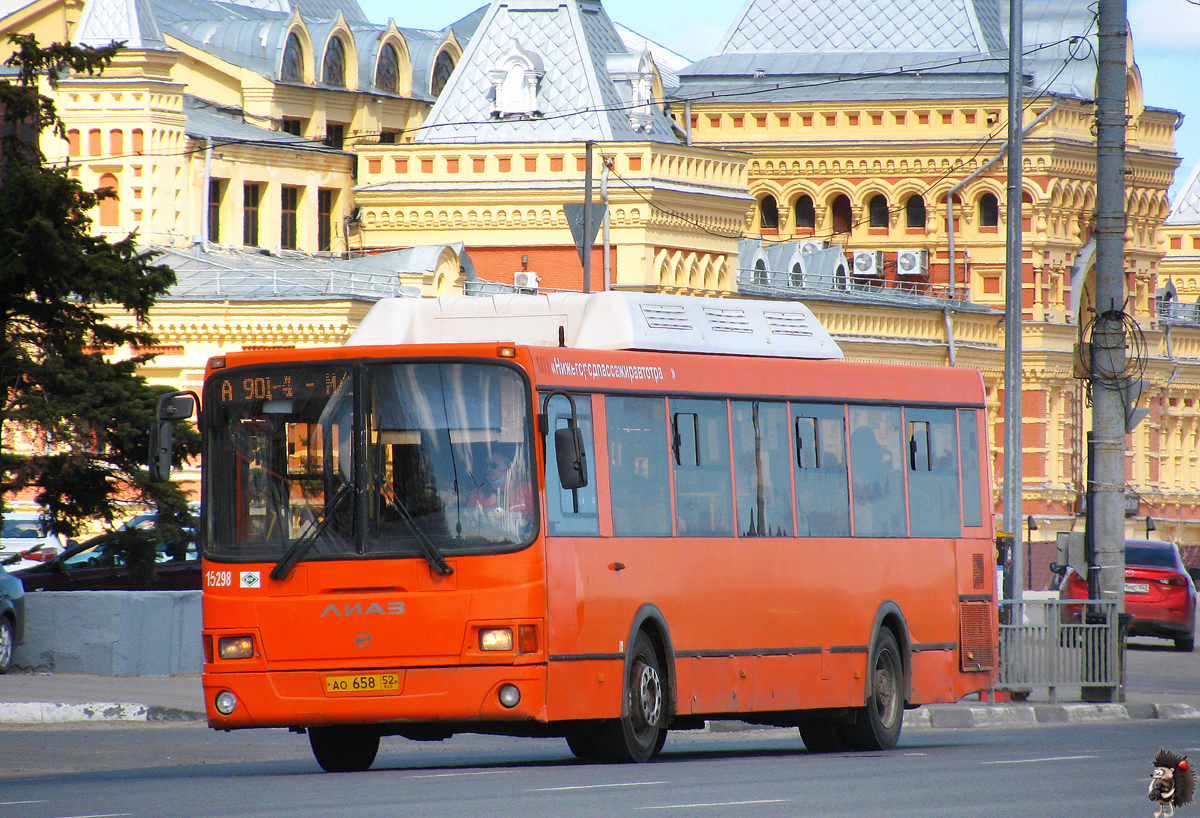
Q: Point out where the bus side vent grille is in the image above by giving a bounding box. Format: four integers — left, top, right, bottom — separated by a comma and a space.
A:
972, 553, 985, 589
703, 307, 754, 334
959, 602, 996, 671
763, 311, 814, 337
640, 303, 693, 331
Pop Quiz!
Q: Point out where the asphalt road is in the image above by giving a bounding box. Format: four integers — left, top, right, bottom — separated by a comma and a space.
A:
1, 717, 1196, 818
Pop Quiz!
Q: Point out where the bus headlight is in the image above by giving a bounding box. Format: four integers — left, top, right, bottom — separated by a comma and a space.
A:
480, 628, 513, 651
214, 690, 238, 715
218, 636, 255, 659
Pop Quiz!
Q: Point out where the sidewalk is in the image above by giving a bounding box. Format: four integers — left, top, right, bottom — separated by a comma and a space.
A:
1, 671, 1198, 727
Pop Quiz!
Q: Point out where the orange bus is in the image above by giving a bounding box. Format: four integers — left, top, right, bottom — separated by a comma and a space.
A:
175, 292, 996, 772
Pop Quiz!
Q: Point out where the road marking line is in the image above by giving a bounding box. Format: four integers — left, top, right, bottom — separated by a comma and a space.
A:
52, 814, 131, 818
411, 770, 508, 778
0, 802, 46, 807
636, 800, 791, 810
982, 755, 1097, 765
533, 781, 667, 792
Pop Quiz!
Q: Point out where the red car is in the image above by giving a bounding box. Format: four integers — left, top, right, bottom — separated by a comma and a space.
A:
1059, 539, 1197, 652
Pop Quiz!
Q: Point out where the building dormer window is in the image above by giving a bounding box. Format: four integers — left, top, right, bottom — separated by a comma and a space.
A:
607, 50, 657, 133
281, 33, 304, 83
431, 50, 455, 98
488, 41, 544, 119
375, 43, 399, 94
324, 36, 346, 88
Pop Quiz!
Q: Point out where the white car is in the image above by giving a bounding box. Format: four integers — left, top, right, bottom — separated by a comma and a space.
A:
1, 513, 68, 570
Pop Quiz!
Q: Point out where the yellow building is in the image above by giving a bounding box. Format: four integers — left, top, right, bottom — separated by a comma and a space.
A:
4, 0, 1200, 579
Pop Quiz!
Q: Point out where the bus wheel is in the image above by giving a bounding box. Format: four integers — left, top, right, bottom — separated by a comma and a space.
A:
595, 632, 666, 763
308, 725, 380, 772
797, 717, 844, 752
840, 629, 904, 751
565, 729, 601, 760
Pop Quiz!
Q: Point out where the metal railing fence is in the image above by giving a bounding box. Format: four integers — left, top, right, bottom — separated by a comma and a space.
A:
995, 598, 1120, 703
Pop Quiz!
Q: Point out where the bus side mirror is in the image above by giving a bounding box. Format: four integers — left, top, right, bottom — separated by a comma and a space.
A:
554, 426, 588, 491
150, 391, 197, 483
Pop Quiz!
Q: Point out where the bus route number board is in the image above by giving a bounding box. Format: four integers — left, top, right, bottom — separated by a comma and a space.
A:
325, 673, 401, 694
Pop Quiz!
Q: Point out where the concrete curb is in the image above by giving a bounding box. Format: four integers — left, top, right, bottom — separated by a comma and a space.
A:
0, 702, 205, 725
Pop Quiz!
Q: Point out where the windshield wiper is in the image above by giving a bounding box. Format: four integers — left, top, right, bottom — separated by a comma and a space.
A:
270, 483, 353, 581
381, 482, 454, 576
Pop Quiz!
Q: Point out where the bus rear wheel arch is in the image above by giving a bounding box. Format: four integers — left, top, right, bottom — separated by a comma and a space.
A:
839, 627, 906, 751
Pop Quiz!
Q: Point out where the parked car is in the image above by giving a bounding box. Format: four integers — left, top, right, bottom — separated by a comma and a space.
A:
0, 512, 69, 567
13, 516, 199, 592
0, 564, 24, 673
1059, 539, 1197, 652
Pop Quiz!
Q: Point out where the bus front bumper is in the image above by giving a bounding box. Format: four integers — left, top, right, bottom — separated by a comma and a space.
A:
203, 664, 547, 730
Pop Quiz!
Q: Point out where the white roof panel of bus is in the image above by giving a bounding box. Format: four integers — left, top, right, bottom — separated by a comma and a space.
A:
346, 292, 844, 360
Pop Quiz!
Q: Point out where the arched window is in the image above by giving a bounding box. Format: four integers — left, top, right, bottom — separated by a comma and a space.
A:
375, 43, 399, 93
109, 130, 123, 156
868, 194, 888, 228
97, 173, 119, 227
323, 37, 346, 87
906, 194, 926, 228
431, 50, 455, 97
790, 262, 803, 288
753, 258, 767, 285
281, 33, 304, 83
131, 129, 144, 154
759, 195, 779, 230
67, 129, 80, 157
88, 128, 101, 156
831, 194, 852, 234
979, 192, 999, 227
795, 195, 815, 229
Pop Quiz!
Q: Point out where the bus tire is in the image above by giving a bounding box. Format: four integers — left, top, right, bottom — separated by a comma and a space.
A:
565, 729, 602, 760
839, 629, 904, 751
308, 725, 380, 772
595, 631, 667, 763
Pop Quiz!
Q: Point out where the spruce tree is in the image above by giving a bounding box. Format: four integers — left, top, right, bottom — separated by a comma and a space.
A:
0, 34, 198, 553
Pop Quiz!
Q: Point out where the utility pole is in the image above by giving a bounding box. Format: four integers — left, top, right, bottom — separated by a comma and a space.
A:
582, 140, 594, 293
1002, 0, 1025, 600
1087, 0, 1129, 699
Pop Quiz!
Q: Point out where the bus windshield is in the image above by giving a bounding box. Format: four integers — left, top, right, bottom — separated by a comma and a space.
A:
203, 360, 536, 563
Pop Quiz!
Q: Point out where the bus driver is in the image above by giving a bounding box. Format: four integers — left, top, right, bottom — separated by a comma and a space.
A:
468, 446, 533, 537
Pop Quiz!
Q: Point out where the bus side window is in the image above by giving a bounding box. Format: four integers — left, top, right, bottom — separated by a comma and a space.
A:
906, 408, 962, 537
606, 396, 672, 537
544, 393, 599, 536
792, 404, 850, 537
848, 405, 906, 537
732, 401, 792, 537
670, 399, 735, 537
958, 409, 983, 528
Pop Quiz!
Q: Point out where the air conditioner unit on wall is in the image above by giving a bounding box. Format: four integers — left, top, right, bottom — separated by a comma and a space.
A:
852, 249, 884, 277
798, 239, 827, 254
513, 271, 540, 290
896, 249, 929, 277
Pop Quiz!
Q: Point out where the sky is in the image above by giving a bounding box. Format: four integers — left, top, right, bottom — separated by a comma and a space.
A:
359, 0, 1200, 199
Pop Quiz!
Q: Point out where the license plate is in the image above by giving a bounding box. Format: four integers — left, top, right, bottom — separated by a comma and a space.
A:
325, 673, 400, 694
1125, 582, 1150, 594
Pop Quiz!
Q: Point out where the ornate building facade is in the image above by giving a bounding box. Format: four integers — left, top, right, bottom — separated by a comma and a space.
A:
3, 0, 1199, 578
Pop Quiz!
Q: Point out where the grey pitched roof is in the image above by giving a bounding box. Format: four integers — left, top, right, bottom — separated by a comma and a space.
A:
677, 0, 1101, 105
416, 0, 678, 145
73, 0, 169, 50
1167, 161, 1200, 227
716, 0, 1005, 55
182, 96, 347, 154
157, 243, 473, 301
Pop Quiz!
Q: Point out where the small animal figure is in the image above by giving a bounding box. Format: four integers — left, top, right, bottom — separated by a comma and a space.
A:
1150, 748, 1196, 818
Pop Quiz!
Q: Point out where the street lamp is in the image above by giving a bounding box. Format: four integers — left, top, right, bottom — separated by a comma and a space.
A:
1026, 515, 1038, 591
1146, 515, 1156, 538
